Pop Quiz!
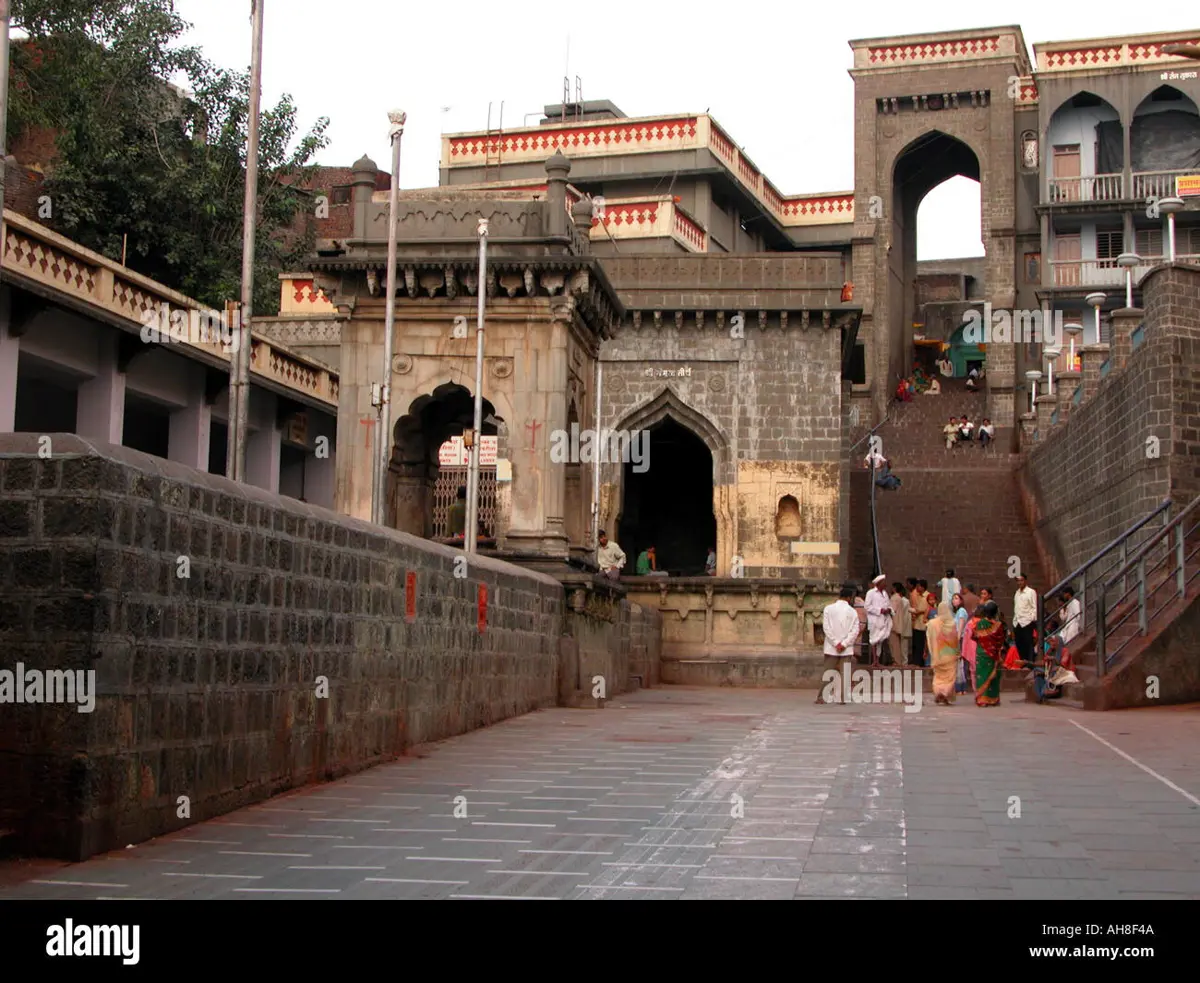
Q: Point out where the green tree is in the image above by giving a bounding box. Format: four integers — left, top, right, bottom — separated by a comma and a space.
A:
9, 0, 330, 316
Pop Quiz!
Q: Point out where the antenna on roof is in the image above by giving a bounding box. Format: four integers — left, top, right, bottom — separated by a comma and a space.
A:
575, 76, 582, 120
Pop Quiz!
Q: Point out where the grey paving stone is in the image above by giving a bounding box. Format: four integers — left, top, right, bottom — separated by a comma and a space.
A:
794, 873, 907, 898
801, 853, 908, 875
906, 865, 1011, 888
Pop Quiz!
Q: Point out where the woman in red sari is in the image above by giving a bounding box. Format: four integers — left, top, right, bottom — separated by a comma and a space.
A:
972, 601, 1008, 707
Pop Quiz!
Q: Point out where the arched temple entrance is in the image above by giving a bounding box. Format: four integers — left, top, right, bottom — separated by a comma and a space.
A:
892, 130, 984, 383
389, 382, 502, 540
617, 417, 716, 577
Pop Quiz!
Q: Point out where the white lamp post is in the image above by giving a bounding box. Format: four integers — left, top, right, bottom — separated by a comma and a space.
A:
1064, 323, 1083, 372
1116, 253, 1140, 309
1026, 369, 1043, 412
1044, 345, 1060, 395
1159, 197, 1184, 263
464, 217, 489, 555
1085, 292, 1106, 347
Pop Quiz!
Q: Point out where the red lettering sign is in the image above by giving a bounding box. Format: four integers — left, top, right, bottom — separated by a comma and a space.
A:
477, 583, 488, 633
405, 571, 417, 622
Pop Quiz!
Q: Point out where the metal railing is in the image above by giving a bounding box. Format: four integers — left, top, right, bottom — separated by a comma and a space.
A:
1094, 494, 1200, 672
1038, 498, 1172, 651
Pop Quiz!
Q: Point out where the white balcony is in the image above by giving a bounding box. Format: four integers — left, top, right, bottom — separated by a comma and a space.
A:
1050, 255, 1200, 288
1047, 174, 1124, 203
1131, 170, 1200, 201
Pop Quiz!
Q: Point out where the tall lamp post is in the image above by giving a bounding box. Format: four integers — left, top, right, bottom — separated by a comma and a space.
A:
1025, 369, 1043, 413
374, 109, 406, 526
228, 0, 265, 483
464, 218, 488, 555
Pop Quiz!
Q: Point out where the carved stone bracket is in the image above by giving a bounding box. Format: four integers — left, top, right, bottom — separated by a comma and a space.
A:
749, 584, 759, 608
653, 311, 662, 332
758, 310, 767, 331
523, 267, 535, 297
568, 269, 590, 296
444, 267, 458, 300
659, 584, 669, 608
822, 310, 831, 330
463, 271, 478, 295
767, 594, 781, 621
550, 302, 573, 324
486, 269, 498, 297
540, 272, 565, 296
499, 273, 523, 298
674, 311, 684, 332
403, 267, 416, 297
704, 585, 714, 608
780, 312, 788, 331
716, 311, 726, 332
801, 310, 810, 331
695, 311, 705, 331
632, 311, 642, 331
419, 271, 444, 298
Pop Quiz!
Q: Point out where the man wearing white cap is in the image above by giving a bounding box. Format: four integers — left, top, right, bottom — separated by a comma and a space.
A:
865, 574, 893, 667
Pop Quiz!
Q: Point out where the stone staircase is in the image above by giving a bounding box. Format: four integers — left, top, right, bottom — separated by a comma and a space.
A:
853, 379, 1044, 594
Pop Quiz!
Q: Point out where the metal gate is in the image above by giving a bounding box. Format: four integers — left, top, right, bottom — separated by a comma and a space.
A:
432, 467, 497, 539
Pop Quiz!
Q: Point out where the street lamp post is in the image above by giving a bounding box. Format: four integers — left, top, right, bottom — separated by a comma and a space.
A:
374, 110, 406, 526
1085, 292, 1106, 347
1159, 197, 1184, 263
1026, 369, 1043, 413
464, 218, 489, 555
1045, 346, 1060, 395
1116, 253, 1140, 309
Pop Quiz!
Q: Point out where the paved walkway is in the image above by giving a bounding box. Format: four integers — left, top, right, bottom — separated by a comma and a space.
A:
4, 688, 1199, 899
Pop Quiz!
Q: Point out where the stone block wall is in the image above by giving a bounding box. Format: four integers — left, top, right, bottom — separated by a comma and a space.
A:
1020, 266, 1200, 579
0, 435, 576, 862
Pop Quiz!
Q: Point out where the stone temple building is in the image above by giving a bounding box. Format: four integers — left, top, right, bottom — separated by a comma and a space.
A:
264, 24, 1200, 673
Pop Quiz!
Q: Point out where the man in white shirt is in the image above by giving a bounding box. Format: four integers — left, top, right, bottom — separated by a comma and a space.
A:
1058, 585, 1082, 646
818, 585, 861, 705
938, 568, 962, 608
596, 530, 626, 580
1013, 574, 1039, 664
865, 574, 893, 666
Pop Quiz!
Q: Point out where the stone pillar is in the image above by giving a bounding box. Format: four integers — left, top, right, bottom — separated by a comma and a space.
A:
76, 333, 125, 444
1109, 307, 1142, 372
0, 287, 18, 433
1056, 368, 1080, 424
1035, 394, 1055, 441
307, 413, 337, 510
545, 152, 570, 240
1078, 343, 1110, 404
246, 389, 281, 493
1019, 411, 1037, 447
168, 363, 211, 469
350, 153, 380, 240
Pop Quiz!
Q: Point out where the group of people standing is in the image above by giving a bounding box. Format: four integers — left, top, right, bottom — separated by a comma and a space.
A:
823, 569, 1082, 707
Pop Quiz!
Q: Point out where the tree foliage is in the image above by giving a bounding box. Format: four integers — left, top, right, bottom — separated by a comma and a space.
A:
9, 0, 330, 316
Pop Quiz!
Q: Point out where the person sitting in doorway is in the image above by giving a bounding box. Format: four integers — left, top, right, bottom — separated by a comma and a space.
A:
966, 365, 984, 391
705, 547, 717, 576
936, 353, 954, 376
924, 376, 941, 395
596, 530, 626, 581
636, 545, 667, 577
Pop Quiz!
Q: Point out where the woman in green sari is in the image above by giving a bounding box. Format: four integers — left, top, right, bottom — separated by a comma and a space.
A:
973, 600, 1007, 707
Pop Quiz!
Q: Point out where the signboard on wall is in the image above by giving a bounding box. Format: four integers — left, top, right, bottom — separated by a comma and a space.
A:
1178, 174, 1200, 198
438, 436, 498, 467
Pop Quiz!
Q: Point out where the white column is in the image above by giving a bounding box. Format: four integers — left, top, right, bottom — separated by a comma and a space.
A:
76, 333, 125, 444
245, 388, 281, 493
0, 287, 18, 432
169, 363, 211, 470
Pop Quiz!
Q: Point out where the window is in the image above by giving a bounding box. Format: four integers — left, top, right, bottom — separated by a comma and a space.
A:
1024, 252, 1041, 284
847, 341, 867, 385
1096, 229, 1123, 263
1136, 228, 1163, 258
775, 496, 802, 539
1021, 131, 1038, 170
331, 185, 352, 205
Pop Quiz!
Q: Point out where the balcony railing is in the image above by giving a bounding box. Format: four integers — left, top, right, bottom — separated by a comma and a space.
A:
1050, 255, 1200, 288
1131, 169, 1200, 201
1047, 174, 1124, 203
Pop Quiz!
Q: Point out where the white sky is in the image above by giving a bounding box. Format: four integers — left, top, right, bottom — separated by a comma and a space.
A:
172, 1, 1189, 260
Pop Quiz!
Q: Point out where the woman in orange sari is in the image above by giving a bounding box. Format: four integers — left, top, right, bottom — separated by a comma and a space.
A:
973, 601, 1008, 707
928, 601, 961, 705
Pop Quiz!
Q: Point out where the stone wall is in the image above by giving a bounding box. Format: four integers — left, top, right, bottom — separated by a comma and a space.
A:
0, 435, 659, 862
1020, 266, 1200, 579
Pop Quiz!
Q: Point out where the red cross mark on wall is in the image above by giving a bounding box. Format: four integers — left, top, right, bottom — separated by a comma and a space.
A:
360, 417, 375, 448
526, 419, 542, 449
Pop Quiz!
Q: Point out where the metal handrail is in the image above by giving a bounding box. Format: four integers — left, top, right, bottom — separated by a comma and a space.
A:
1094, 493, 1200, 670
849, 404, 893, 455
1038, 498, 1172, 649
